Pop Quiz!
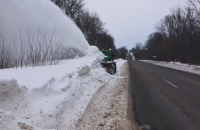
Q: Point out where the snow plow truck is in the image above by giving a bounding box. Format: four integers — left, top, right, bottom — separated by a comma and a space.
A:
100, 49, 116, 75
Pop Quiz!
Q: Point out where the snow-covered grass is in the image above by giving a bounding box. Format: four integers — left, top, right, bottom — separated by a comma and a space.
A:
140, 60, 200, 75
0, 46, 128, 130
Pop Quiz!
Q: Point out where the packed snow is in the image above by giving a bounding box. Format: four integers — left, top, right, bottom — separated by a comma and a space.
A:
140, 60, 200, 75
0, 46, 127, 130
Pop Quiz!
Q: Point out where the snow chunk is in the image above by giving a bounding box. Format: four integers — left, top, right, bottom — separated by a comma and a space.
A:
0, 79, 27, 95
0, 80, 18, 93
86, 46, 104, 61
77, 65, 91, 76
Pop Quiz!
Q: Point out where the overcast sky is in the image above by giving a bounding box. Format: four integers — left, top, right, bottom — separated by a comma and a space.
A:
85, 0, 188, 50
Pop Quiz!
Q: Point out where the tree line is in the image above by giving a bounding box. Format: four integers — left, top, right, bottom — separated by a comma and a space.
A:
51, 0, 116, 51
133, 0, 200, 64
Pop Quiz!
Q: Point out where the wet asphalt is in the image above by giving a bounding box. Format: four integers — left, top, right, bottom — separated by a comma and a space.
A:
128, 58, 200, 130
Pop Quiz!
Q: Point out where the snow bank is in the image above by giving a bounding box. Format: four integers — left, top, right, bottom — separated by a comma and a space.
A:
0, 46, 111, 130
113, 59, 127, 78
115, 59, 127, 71
140, 60, 200, 75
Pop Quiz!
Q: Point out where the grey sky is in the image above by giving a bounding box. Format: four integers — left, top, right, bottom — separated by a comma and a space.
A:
85, 0, 188, 50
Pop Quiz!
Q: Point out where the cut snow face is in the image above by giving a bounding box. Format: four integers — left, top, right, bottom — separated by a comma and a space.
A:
0, 46, 114, 130
113, 59, 127, 78
0, 0, 89, 55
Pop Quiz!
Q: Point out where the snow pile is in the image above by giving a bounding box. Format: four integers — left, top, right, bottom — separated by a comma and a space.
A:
0, 46, 112, 130
0, 0, 89, 55
140, 60, 200, 75
85, 46, 105, 69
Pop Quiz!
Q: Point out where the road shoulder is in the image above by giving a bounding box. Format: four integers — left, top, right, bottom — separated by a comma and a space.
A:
140, 60, 200, 77
75, 62, 139, 130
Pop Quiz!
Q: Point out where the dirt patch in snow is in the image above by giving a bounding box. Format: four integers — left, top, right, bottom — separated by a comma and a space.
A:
75, 63, 139, 130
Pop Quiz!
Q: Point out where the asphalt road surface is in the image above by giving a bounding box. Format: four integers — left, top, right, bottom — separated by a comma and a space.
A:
128, 59, 200, 130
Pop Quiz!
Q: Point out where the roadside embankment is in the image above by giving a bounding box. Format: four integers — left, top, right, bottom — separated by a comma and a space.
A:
75, 62, 139, 130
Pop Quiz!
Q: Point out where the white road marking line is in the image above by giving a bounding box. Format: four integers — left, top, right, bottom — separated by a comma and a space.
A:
163, 79, 178, 88
148, 70, 151, 73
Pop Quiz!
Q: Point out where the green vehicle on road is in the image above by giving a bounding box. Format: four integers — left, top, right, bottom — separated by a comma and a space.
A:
100, 49, 116, 75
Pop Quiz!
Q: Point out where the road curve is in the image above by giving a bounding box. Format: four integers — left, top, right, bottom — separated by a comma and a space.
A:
128, 59, 200, 130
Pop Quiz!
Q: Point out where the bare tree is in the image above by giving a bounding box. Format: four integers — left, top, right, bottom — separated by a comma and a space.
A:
116, 46, 128, 59
133, 2, 200, 64
51, 0, 116, 52
0, 27, 74, 69
51, 0, 84, 20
